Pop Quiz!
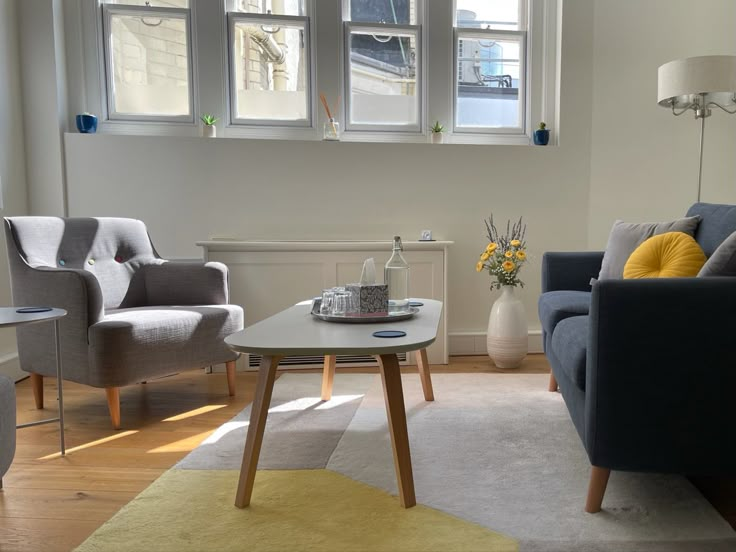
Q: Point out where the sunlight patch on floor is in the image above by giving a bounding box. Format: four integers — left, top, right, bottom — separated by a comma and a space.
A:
37, 430, 138, 460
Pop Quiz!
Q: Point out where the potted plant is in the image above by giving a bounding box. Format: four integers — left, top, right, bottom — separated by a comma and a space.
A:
533, 122, 550, 145
476, 215, 529, 368
201, 114, 218, 138
430, 121, 444, 144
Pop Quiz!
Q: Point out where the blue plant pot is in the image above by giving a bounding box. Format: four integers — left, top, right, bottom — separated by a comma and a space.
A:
76, 114, 98, 134
533, 128, 549, 145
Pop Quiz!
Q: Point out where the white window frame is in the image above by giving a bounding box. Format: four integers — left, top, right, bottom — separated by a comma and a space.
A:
101, 3, 196, 124
341, 0, 425, 135
226, 12, 313, 128
452, 28, 527, 135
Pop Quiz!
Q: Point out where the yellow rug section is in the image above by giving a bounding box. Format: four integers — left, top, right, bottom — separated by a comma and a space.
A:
75, 469, 518, 552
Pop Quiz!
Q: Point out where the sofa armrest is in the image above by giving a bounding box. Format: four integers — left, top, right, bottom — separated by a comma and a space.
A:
541, 251, 604, 292
143, 262, 230, 306
585, 277, 736, 473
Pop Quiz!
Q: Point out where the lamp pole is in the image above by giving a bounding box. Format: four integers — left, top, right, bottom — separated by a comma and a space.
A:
695, 93, 712, 203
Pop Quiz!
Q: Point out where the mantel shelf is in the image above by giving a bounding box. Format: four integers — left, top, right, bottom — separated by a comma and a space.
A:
197, 240, 454, 253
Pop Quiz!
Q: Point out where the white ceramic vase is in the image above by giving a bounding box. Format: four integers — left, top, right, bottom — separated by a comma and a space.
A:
486, 286, 528, 369
202, 125, 216, 138
431, 132, 444, 144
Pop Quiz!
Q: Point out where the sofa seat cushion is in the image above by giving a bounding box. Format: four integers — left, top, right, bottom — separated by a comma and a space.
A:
88, 305, 244, 388
551, 315, 589, 391
538, 291, 591, 336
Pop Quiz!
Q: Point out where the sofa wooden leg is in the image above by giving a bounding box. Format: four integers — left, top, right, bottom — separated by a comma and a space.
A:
226, 361, 237, 397
548, 373, 558, 392
105, 387, 121, 430
585, 466, 611, 513
31, 373, 44, 409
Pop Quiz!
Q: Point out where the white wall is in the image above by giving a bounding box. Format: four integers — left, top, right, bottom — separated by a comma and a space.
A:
24, 0, 736, 353
588, 0, 736, 248
0, 0, 29, 378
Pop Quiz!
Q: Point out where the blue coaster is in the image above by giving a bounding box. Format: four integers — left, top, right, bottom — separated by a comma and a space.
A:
373, 330, 406, 338
16, 307, 53, 313
409, 301, 424, 307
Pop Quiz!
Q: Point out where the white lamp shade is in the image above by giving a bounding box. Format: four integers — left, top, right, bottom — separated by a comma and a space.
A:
657, 55, 736, 108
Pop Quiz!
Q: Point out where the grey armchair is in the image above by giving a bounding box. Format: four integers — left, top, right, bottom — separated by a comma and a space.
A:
4, 217, 244, 429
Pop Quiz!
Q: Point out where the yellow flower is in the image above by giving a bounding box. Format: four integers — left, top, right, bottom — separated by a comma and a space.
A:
510, 239, 521, 247
502, 260, 515, 272
476, 261, 484, 272
486, 242, 497, 253
480, 252, 490, 261
516, 250, 527, 260
504, 250, 513, 258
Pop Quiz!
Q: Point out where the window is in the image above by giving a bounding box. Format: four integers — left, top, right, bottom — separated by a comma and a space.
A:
83, 0, 557, 142
101, 0, 195, 122
343, 0, 423, 132
454, 0, 527, 133
226, 0, 311, 126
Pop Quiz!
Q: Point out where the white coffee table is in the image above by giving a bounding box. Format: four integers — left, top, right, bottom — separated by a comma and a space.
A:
225, 299, 443, 509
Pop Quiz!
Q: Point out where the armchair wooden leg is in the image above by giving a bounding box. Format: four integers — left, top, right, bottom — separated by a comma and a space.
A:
226, 361, 237, 397
106, 387, 121, 430
31, 373, 44, 409
585, 466, 611, 513
548, 373, 558, 392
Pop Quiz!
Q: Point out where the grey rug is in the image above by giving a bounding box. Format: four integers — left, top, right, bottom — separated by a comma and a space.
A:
178, 372, 736, 551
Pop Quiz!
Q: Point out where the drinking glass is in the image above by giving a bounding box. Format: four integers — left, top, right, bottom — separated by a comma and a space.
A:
320, 289, 335, 315
332, 291, 351, 316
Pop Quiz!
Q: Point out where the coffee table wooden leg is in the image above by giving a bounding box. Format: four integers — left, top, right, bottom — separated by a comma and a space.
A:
415, 348, 434, 402
377, 354, 416, 508
235, 355, 282, 508
321, 355, 336, 401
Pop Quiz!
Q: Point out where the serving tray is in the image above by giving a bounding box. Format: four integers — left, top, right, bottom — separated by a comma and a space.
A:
311, 299, 418, 324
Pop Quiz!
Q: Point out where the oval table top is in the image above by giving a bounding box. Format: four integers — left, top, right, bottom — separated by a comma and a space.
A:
0, 307, 67, 328
226, 299, 442, 357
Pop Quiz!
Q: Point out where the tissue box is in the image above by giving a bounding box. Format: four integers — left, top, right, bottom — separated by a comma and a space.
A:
346, 283, 389, 315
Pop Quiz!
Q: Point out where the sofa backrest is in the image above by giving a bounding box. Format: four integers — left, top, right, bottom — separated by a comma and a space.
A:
686, 203, 736, 257
4, 217, 160, 310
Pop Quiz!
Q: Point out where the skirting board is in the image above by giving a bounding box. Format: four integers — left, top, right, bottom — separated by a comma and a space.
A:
0, 352, 24, 382
448, 330, 544, 356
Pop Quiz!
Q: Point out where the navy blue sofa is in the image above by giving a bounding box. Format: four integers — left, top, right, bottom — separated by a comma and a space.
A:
539, 203, 736, 513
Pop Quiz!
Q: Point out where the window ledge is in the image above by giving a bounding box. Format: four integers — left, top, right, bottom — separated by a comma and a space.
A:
71, 125, 556, 147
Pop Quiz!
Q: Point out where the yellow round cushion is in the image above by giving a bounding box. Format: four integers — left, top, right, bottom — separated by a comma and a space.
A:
623, 232, 706, 279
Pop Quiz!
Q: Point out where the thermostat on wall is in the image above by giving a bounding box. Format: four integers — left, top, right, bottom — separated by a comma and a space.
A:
419, 230, 434, 241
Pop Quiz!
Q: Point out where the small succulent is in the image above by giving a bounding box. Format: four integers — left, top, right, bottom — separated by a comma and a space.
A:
431, 121, 444, 133
538, 122, 547, 130
201, 114, 218, 126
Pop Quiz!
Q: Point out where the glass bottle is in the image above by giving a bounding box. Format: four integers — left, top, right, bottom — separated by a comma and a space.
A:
385, 236, 410, 313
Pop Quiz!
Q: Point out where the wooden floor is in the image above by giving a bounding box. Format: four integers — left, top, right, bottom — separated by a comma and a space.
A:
0, 355, 733, 551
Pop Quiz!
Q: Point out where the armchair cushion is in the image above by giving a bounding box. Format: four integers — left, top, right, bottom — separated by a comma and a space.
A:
551, 315, 588, 391
88, 305, 244, 388
538, 290, 591, 336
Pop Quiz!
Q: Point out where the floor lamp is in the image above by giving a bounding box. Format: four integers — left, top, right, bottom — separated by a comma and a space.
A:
657, 55, 736, 202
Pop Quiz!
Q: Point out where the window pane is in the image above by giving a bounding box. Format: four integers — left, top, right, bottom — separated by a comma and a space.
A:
103, 0, 189, 8
456, 0, 519, 31
109, 14, 191, 117
456, 36, 521, 128
348, 0, 417, 25
226, 0, 305, 16
232, 21, 308, 121
349, 29, 418, 126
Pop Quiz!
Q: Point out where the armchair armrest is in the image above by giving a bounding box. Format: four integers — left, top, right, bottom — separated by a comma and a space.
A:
21, 266, 104, 325
143, 261, 230, 306
542, 251, 604, 293
585, 278, 736, 473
